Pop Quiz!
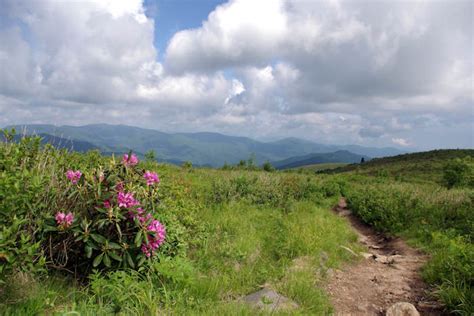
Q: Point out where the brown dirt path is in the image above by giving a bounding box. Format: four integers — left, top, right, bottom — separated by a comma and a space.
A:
325, 198, 444, 315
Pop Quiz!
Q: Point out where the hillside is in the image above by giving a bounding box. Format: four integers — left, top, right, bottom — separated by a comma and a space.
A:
272, 150, 369, 169
1, 132, 99, 152
322, 149, 474, 184
6, 124, 405, 167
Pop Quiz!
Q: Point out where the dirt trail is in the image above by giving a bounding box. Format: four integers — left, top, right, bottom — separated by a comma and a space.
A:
325, 198, 443, 315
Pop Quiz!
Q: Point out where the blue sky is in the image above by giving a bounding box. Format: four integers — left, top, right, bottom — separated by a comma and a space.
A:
0, 0, 472, 150
144, 0, 226, 57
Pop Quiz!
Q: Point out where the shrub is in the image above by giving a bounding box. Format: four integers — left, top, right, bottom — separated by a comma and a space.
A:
443, 157, 474, 189
262, 161, 275, 172
43, 153, 172, 274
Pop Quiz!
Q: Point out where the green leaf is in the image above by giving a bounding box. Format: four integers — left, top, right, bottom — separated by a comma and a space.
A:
126, 252, 135, 268
91, 233, 106, 244
108, 251, 122, 262
108, 242, 121, 250
85, 245, 93, 258
103, 254, 111, 267
134, 230, 143, 248
137, 255, 147, 267
115, 223, 122, 239
43, 224, 58, 232
92, 253, 104, 267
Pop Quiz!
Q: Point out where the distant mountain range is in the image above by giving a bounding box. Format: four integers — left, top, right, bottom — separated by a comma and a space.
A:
272, 151, 369, 170
5, 124, 406, 167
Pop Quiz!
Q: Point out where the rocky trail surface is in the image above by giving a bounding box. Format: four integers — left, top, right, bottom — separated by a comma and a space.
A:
326, 198, 444, 315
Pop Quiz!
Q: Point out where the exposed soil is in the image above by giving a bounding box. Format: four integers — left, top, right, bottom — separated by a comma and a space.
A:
325, 198, 444, 315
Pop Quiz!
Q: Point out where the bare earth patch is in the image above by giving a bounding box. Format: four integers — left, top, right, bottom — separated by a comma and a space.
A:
325, 198, 443, 315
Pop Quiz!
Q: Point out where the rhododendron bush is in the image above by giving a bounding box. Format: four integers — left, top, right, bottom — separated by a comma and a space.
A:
44, 153, 169, 272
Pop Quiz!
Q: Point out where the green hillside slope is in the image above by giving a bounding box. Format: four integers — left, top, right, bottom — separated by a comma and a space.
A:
323, 149, 474, 184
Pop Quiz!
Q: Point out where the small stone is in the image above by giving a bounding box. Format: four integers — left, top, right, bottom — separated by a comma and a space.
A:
375, 255, 394, 264
388, 255, 403, 263
242, 288, 298, 312
386, 302, 420, 316
361, 252, 375, 259
369, 244, 384, 249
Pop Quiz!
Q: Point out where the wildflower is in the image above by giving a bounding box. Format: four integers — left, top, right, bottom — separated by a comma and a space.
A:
103, 200, 111, 209
122, 153, 139, 167
143, 171, 160, 186
140, 218, 166, 257
66, 170, 82, 184
55, 212, 74, 228
117, 191, 140, 208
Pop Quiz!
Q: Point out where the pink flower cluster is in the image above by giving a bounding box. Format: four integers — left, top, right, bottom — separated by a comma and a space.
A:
66, 170, 82, 184
122, 153, 139, 167
127, 208, 166, 257
117, 191, 140, 208
141, 218, 166, 257
143, 171, 160, 186
55, 212, 74, 228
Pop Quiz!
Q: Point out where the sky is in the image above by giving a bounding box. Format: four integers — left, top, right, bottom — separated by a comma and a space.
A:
0, 0, 472, 150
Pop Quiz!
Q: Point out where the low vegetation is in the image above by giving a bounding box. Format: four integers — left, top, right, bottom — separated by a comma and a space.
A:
343, 176, 473, 314
1, 131, 472, 315
1, 132, 358, 314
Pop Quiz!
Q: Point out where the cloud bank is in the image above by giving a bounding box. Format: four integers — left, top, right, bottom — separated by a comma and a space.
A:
0, 0, 472, 149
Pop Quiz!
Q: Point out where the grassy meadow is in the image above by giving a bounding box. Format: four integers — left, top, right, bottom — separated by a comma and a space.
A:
1, 133, 473, 315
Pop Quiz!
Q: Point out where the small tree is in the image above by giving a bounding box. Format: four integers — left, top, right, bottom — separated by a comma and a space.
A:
145, 150, 156, 162
360, 157, 365, 164
247, 153, 257, 170
262, 161, 275, 172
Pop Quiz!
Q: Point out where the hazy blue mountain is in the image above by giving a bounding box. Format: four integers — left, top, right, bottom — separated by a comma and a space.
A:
6, 124, 405, 166
272, 150, 369, 169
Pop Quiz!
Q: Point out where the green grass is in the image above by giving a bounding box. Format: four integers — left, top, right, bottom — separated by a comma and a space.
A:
296, 162, 348, 172
325, 149, 474, 185
1, 135, 472, 315
0, 136, 359, 315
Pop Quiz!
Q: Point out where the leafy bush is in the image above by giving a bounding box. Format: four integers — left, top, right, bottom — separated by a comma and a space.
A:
262, 161, 275, 172
0, 133, 185, 282
443, 157, 474, 189
43, 153, 175, 274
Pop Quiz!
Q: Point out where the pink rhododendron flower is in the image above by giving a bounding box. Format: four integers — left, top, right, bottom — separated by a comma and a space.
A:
55, 212, 74, 228
141, 218, 166, 257
143, 171, 160, 186
117, 191, 140, 208
103, 200, 111, 209
122, 153, 139, 167
66, 170, 82, 184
